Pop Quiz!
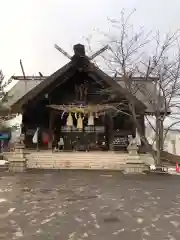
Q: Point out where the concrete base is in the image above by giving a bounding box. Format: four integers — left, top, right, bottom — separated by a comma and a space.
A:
125, 150, 146, 173
8, 143, 27, 172
9, 160, 26, 172
126, 155, 143, 164
140, 154, 155, 165
124, 163, 147, 174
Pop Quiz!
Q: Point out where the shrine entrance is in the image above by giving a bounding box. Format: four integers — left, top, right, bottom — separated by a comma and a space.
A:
50, 104, 111, 151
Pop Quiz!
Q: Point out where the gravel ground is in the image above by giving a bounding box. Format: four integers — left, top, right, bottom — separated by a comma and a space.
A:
0, 170, 180, 239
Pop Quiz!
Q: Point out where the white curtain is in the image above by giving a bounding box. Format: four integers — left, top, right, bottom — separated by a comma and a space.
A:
10, 128, 21, 143
32, 128, 39, 144
136, 128, 141, 146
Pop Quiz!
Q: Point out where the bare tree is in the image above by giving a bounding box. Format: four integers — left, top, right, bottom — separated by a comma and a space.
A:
0, 70, 14, 128
92, 10, 180, 165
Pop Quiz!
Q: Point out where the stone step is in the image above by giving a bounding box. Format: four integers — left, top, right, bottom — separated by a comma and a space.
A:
27, 152, 128, 160
26, 151, 129, 169
27, 158, 127, 162
28, 152, 128, 156
5, 150, 152, 173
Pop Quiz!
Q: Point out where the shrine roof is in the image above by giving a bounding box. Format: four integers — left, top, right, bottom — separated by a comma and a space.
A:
3, 44, 166, 115
5, 76, 160, 115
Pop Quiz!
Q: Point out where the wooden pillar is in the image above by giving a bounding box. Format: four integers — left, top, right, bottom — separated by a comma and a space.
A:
106, 113, 114, 150
140, 114, 145, 136
21, 110, 26, 147
21, 113, 24, 135
138, 114, 146, 153
48, 110, 53, 149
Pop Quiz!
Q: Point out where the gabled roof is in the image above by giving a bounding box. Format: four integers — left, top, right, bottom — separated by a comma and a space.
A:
7, 74, 169, 115
117, 78, 157, 114
3, 79, 42, 109
117, 78, 170, 114
11, 61, 73, 112
8, 48, 146, 113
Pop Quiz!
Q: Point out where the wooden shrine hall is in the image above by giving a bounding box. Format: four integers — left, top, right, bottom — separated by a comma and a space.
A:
7, 43, 157, 153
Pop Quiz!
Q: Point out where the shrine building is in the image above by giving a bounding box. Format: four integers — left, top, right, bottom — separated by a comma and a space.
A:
6, 44, 158, 154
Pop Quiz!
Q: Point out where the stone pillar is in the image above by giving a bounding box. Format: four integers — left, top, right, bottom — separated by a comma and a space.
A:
9, 136, 26, 172
125, 137, 144, 174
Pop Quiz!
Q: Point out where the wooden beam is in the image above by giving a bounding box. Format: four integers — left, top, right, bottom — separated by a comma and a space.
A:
89, 45, 109, 60
12, 76, 48, 81
88, 73, 105, 88
20, 60, 26, 79
48, 110, 53, 149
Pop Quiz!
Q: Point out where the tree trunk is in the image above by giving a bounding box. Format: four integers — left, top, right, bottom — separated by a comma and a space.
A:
159, 118, 164, 152
156, 116, 161, 166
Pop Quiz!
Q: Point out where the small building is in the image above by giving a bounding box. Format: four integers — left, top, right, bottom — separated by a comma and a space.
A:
146, 127, 180, 156
6, 44, 158, 153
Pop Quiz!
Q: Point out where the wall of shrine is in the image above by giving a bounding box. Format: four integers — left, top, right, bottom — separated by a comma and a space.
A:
21, 70, 139, 151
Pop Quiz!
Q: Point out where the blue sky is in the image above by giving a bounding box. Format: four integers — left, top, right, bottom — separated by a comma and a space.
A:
0, 0, 180, 78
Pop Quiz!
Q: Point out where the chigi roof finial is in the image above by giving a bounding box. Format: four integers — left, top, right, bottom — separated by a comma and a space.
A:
54, 43, 109, 60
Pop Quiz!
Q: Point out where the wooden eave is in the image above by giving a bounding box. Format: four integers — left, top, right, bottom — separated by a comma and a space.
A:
87, 63, 146, 111
10, 61, 73, 112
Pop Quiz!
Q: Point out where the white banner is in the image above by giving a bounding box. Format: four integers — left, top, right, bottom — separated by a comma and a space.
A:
32, 128, 39, 144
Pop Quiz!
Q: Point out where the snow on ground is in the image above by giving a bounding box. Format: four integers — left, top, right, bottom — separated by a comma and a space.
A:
0, 160, 7, 165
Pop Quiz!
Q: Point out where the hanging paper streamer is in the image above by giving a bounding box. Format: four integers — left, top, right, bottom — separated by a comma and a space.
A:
61, 111, 65, 119
88, 112, 94, 126
32, 127, 39, 144
76, 113, 84, 130
67, 112, 73, 127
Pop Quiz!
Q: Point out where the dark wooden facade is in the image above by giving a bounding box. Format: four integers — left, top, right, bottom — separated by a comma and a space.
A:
16, 44, 145, 152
